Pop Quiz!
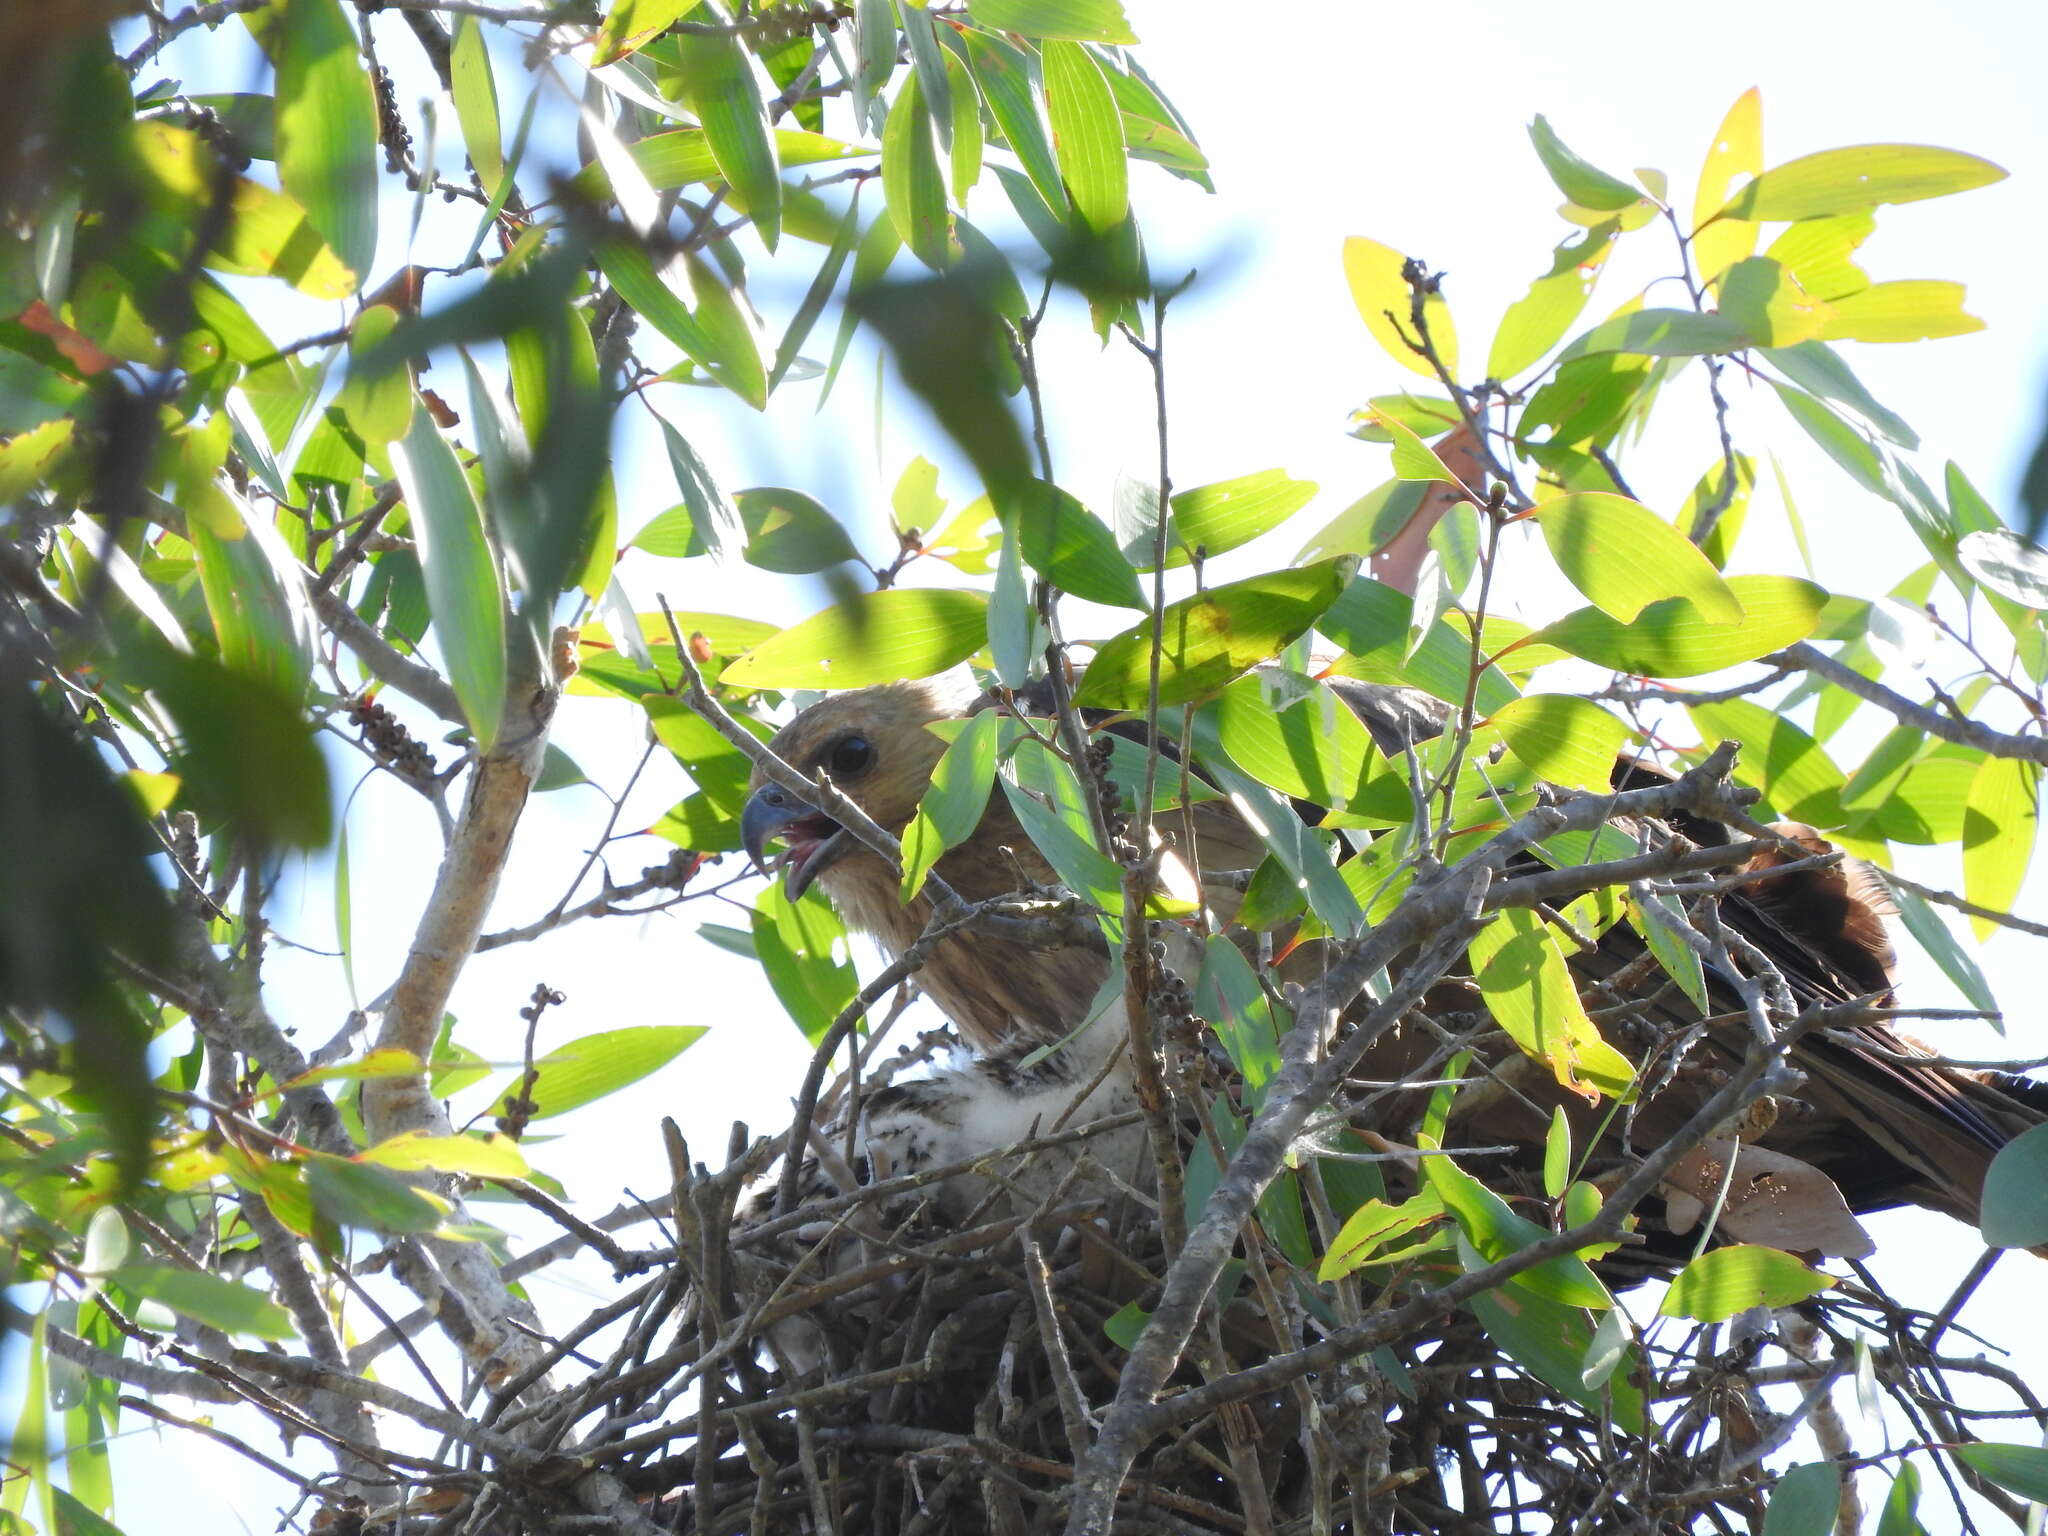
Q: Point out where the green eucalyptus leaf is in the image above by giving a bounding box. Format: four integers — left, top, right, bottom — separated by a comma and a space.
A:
1078, 560, 1350, 709
723, 589, 989, 689
389, 397, 508, 749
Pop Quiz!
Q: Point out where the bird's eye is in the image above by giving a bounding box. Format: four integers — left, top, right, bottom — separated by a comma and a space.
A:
827, 734, 873, 777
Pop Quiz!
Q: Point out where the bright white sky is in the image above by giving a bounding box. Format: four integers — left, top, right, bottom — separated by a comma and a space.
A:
61, 2, 2048, 1529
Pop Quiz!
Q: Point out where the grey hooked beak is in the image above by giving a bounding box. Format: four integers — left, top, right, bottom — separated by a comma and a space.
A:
740, 783, 848, 900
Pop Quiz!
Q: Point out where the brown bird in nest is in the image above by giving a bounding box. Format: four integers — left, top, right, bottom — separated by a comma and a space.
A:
740, 669, 2045, 1258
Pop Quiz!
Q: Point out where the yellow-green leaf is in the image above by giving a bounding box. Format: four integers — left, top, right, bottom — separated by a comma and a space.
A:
284, 1047, 425, 1090
883, 71, 952, 269
723, 588, 989, 688
1818, 281, 1984, 344
959, 28, 1068, 219
1963, 756, 2037, 941
1343, 236, 1455, 380
1658, 1244, 1834, 1322
1041, 40, 1126, 234
1469, 906, 1635, 1100
492, 1025, 707, 1120
1535, 575, 1824, 677
1488, 222, 1620, 379
449, 16, 505, 190
1317, 1190, 1446, 1281
670, 4, 781, 249
572, 127, 863, 199
1718, 143, 2006, 222
592, 0, 702, 65
333, 305, 411, 443
1532, 492, 1743, 626
1076, 560, 1350, 709
1690, 87, 1761, 282
270, 0, 378, 285
1013, 480, 1145, 608
112, 1265, 295, 1341
1691, 699, 1846, 826
1364, 407, 1461, 485
359, 1131, 531, 1178
1764, 212, 1874, 304
965, 0, 1137, 42
131, 122, 355, 297
1718, 257, 1835, 348
1153, 469, 1317, 569
1489, 694, 1626, 793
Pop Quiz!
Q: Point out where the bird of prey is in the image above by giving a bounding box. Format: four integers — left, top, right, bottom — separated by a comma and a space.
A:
739, 670, 2045, 1253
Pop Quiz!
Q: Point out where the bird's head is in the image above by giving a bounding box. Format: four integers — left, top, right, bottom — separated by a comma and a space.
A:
741, 675, 977, 901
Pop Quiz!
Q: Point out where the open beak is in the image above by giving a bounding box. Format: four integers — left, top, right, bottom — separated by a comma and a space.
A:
741, 784, 849, 902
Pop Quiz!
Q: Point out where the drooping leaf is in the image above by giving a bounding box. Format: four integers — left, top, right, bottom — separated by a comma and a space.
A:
883, 71, 952, 270
752, 884, 859, 1043
1468, 907, 1635, 1101
959, 28, 1070, 219
389, 397, 508, 749
1659, 1244, 1834, 1321
1013, 480, 1145, 607
1533, 574, 1824, 676
449, 22, 505, 195
332, 305, 411, 443
670, 4, 781, 248
304, 1153, 447, 1233
901, 709, 1002, 901
1962, 755, 2037, 941
1317, 1190, 1447, 1280
1719, 143, 2005, 222
1342, 236, 1456, 379
1533, 492, 1744, 625
1076, 560, 1351, 709
1040, 40, 1126, 234
572, 126, 863, 199
269, 0, 378, 286
722, 589, 989, 689
1461, 1245, 1645, 1433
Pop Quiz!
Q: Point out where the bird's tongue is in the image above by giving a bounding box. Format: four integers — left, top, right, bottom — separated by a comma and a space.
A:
781, 823, 847, 900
